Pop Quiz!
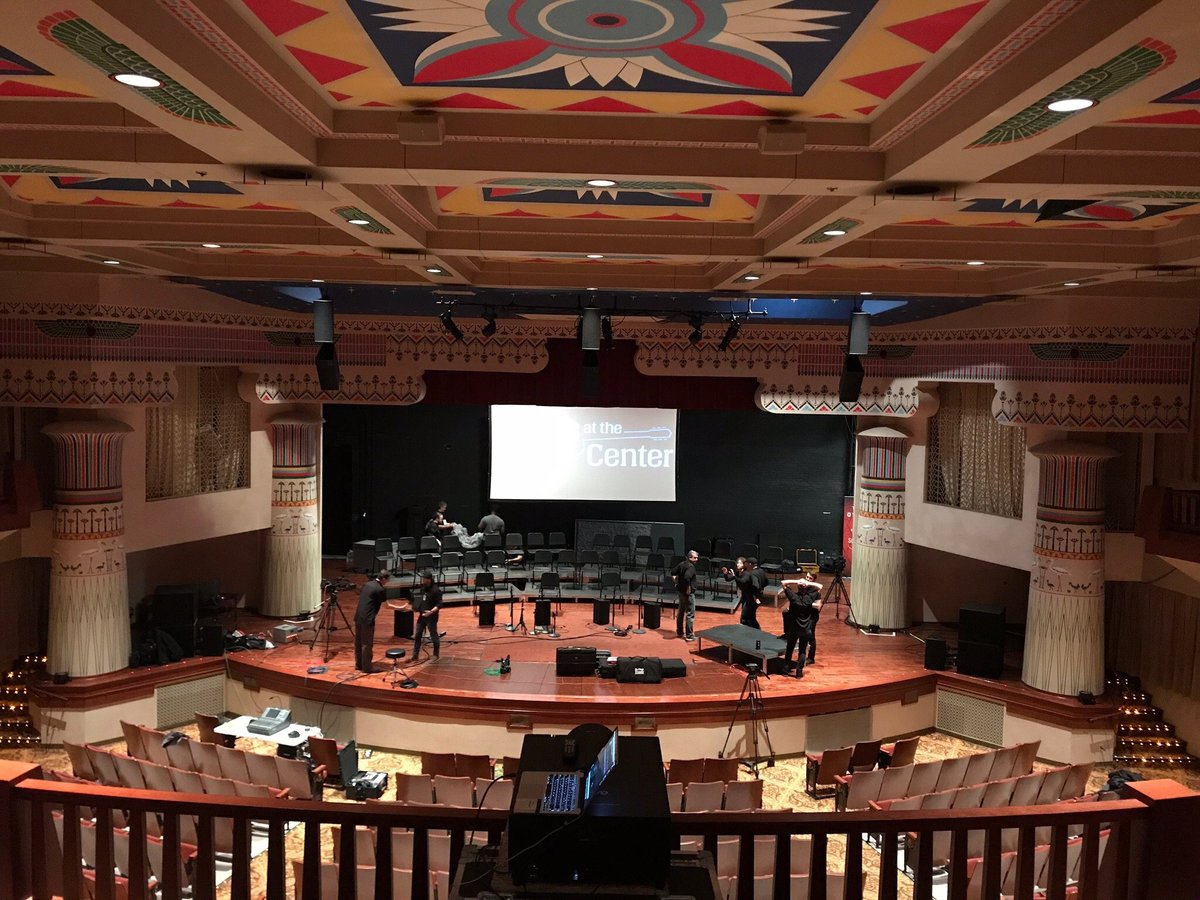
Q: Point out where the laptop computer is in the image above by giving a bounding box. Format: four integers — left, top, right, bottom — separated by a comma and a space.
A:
512, 728, 619, 815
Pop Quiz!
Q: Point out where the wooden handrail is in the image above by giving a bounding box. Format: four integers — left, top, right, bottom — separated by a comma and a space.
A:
6, 761, 1195, 900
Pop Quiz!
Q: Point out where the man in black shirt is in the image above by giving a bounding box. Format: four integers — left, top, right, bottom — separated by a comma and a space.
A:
670, 550, 699, 641
723, 557, 766, 630
779, 575, 822, 678
354, 571, 388, 673
413, 569, 443, 660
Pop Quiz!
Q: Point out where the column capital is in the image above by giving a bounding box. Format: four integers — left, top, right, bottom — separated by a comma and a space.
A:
858, 425, 909, 442
267, 412, 323, 428
42, 419, 133, 438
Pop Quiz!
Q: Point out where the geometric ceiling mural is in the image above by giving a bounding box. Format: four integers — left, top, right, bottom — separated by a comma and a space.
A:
898, 197, 1200, 229
0, 176, 299, 211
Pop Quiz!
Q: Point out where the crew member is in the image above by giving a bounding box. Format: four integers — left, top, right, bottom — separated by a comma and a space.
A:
413, 569, 443, 660
425, 501, 456, 538
670, 550, 699, 641
477, 504, 505, 535
806, 573, 821, 664
723, 557, 766, 629
353, 570, 388, 673
779, 575, 822, 678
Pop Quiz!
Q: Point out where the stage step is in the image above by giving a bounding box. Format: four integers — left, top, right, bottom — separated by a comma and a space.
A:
1109, 670, 1196, 770
0, 654, 44, 748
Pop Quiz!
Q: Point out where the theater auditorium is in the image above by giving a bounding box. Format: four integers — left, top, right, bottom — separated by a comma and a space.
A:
1, 1, 1199, 898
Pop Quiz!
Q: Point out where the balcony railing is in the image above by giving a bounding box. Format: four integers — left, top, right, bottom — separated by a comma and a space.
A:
2, 760, 1197, 900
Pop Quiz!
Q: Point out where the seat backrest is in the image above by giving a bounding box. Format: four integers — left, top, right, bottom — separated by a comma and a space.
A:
140, 727, 170, 766
120, 721, 146, 759
441, 551, 463, 570
844, 768, 885, 811
739, 542, 758, 558
169, 766, 204, 795
815, 747, 853, 784
246, 751, 281, 789
887, 736, 920, 770
199, 773, 238, 796
505, 533, 523, 549
415, 552, 437, 570
764, 546, 784, 564
691, 538, 711, 557
683, 780, 724, 812
534, 549, 553, 565
464, 550, 483, 568
1061, 763, 1092, 799
635, 535, 653, 550
656, 536, 675, 553
276, 756, 315, 800
1009, 772, 1043, 807
477, 777, 514, 810
714, 540, 733, 557
540, 571, 559, 589
934, 755, 970, 792
667, 758, 706, 787
549, 531, 567, 547
612, 534, 631, 549
601, 549, 620, 565
194, 712, 223, 745
723, 779, 763, 811
397, 537, 416, 553
527, 532, 545, 548
474, 571, 495, 590
646, 552, 664, 569
138, 760, 175, 793
484, 533, 503, 550
112, 752, 147, 789
64, 741, 96, 780
216, 745, 250, 783
702, 757, 739, 783
667, 781, 683, 812
433, 774, 474, 807
454, 753, 493, 780
86, 746, 121, 786
556, 549, 575, 567
442, 534, 461, 552
878, 764, 913, 801
1011, 740, 1040, 775
421, 751, 457, 777
951, 784, 986, 809
906, 760, 941, 797
594, 533, 611, 548
394, 773, 434, 804
579, 549, 599, 565
374, 537, 392, 553
986, 745, 1018, 781
485, 550, 506, 568
165, 739, 196, 772
601, 570, 621, 588
921, 788, 956, 810
848, 739, 882, 772
189, 740, 223, 778
420, 535, 439, 551
980, 778, 1017, 807
962, 750, 996, 787
1035, 767, 1069, 804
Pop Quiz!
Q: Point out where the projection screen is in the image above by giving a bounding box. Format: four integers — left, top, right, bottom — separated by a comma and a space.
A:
489, 405, 678, 501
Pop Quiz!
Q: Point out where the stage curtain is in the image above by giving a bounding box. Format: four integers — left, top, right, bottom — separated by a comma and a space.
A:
925, 382, 1024, 518
1106, 582, 1200, 698
146, 366, 249, 499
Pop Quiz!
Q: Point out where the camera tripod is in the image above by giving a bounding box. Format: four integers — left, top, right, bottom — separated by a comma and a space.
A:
718, 664, 776, 775
827, 568, 852, 624
308, 580, 356, 663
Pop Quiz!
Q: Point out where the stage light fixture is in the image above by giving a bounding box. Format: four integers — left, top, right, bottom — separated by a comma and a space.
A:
742, 274, 760, 281
201, 242, 221, 249
426, 266, 444, 274
688, 314, 704, 346
1063, 281, 1080, 287
439, 308, 464, 342
481, 309, 497, 337
586, 253, 604, 259
311, 278, 325, 283
823, 228, 847, 236
1046, 97, 1094, 113
966, 260, 985, 266
718, 317, 740, 351
101, 259, 121, 265
112, 73, 162, 89
859, 291, 872, 296
601, 315, 613, 343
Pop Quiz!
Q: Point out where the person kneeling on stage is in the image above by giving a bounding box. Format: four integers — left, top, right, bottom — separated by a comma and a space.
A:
779, 575, 822, 678
723, 557, 766, 630
413, 569, 443, 660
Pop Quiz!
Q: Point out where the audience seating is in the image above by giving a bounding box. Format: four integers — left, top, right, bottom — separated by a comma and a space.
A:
420, 751, 492, 779
804, 746, 854, 799
878, 735, 920, 769
667, 757, 740, 787
835, 741, 1040, 812
308, 736, 357, 787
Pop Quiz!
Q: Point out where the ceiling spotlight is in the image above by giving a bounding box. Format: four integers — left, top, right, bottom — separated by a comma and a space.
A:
823, 229, 847, 236
426, 266, 444, 274
1046, 97, 1094, 113
201, 242, 221, 249
743, 274, 761, 281
1063, 281, 1081, 287
311, 278, 324, 283
859, 291, 873, 296
347, 218, 371, 226
718, 317, 741, 351
586, 179, 617, 188
966, 260, 986, 266
481, 309, 497, 338
586, 253, 605, 259
101, 259, 121, 265
688, 314, 704, 346
112, 73, 163, 89
439, 308, 464, 342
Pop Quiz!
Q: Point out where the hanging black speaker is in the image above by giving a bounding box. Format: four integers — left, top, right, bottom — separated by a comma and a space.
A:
315, 343, 341, 391
838, 354, 864, 403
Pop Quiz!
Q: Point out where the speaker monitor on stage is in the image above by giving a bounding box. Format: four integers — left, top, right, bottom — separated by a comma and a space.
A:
393, 608, 414, 639
593, 598, 611, 626
477, 599, 496, 627
957, 640, 1004, 679
924, 636, 948, 671
534, 600, 552, 628
642, 601, 661, 630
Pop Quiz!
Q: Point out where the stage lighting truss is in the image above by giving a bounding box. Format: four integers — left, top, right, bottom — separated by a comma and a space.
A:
688, 314, 705, 346
718, 316, 741, 351
481, 308, 498, 337
439, 305, 464, 342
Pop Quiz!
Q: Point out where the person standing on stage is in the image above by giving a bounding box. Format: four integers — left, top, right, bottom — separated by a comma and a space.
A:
670, 549, 699, 641
413, 569, 443, 660
779, 576, 822, 678
353, 570, 388, 673
722, 557, 765, 629
477, 504, 505, 536
802, 573, 821, 664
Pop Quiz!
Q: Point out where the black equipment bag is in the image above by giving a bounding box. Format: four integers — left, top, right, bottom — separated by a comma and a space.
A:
616, 656, 663, 684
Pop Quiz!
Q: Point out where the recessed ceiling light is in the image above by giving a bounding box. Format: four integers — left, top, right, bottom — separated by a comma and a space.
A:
101, 259, 121, 265
859, 291, 873, 296
823, 229, 847, 236
347, 218, 371, 226
586, 179, 617, 188
426, 266, 444, 274
201, 242, 221, 249
311, 278, 324, 283
112, 73, 163, 89
586, 253, 604, 259
743, 274, 761, 281
1063, 281, 1080, 287
1046, 97, 1094, 113
966, 260, 986, 266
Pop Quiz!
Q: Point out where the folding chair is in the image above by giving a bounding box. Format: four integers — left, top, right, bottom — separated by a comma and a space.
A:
656, 536, 676, 556
633, 535, 653, 565
526, 532, 545, 553
612, 533, 632, 566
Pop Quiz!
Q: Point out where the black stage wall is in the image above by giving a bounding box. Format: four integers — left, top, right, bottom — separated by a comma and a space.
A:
322, 339, 853, 558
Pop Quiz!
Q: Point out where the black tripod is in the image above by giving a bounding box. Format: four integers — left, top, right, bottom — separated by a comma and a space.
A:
718, 664, 775, 775
506, 594, 527, 634
308, 581, 356, 663
827, 568, 852, 625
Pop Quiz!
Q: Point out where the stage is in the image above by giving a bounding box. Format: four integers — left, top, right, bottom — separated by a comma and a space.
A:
30, 571, 1119, 764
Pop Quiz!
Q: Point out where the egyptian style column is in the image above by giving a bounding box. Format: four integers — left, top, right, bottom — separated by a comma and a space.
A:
851, 426, 910, 630
261, 413, 323, 617
1023, 441, 1117, 696
42, 419, 134, 677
